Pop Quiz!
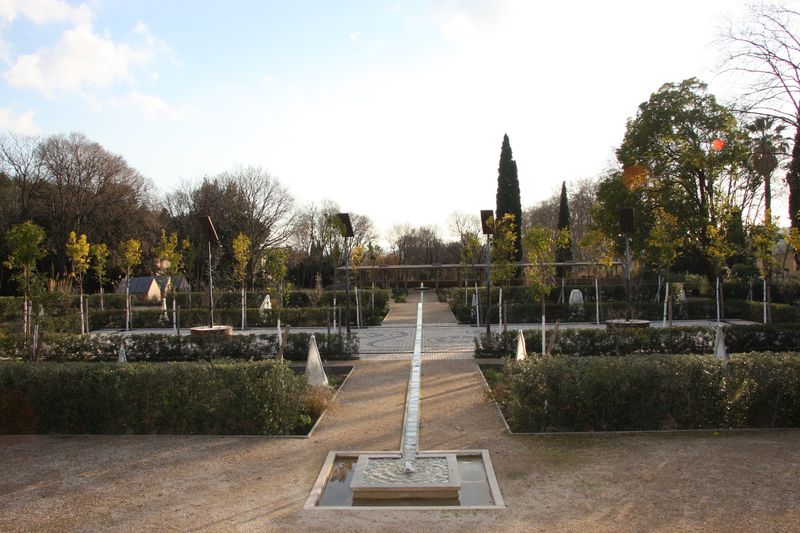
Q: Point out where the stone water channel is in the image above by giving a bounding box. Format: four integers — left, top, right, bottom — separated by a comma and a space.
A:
308, 291, 504, 508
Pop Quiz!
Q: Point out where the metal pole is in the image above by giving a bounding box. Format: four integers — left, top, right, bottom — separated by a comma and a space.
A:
208, 239, 214, 328
624, 236, 631, 321
485, 238, 491, 336
345, 236, 351, 338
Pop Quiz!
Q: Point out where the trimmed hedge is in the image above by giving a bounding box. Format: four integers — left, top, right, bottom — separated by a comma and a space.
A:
0, 332, 358, 362
492, 353, 800, 432
0, 360, 316, 434
444, 280, 800, 306
171, 289, 391, 310
475, 324, 800, 358
451, 299, 800, 324
87, 306, 387, 330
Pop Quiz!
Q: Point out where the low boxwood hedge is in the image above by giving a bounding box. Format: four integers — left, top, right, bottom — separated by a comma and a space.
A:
86, 306, 387, 330
0, 332, 358, 362
450, 298, 800, 324
0, 360, 318, 434
475, 324, 800, 358
491, 353, 800, 432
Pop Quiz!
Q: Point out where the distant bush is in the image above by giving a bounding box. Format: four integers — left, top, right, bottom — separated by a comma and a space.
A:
491, 353, 800, 432
0, 360, 318, 435
475, 324, 800, 358
450, 298, 800, 324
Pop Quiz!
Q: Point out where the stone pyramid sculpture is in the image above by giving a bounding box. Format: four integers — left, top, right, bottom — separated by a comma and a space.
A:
305, 334, 329, 387
714, 325, 729, 361
515, 330, 527, 362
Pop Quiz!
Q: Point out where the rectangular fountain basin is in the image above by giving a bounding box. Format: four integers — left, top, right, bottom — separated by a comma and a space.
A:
350, 453, 461, 500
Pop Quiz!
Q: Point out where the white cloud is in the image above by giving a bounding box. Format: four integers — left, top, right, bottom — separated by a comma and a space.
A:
108, 91, 188, 120
0, 107, 39, 134
349, 31, 360, 43
4, 25, 138, 96
0, 0, 91, 26
3, 21, 173, 98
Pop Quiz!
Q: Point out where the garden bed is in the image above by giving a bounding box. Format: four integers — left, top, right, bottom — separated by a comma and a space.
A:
480, 353, 800, 433
0, 360, 352, 436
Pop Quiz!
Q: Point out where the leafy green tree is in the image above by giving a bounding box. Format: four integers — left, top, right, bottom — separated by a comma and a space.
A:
117, 238, 142, 331
646, 208, 684, 325
65, 231, 90, 334
580, 229, 615, 324
555, 181, 573, 275
615, 78, 756, 284
523, 225, 570, 353
232, 232, 252, 330
748, 117, 788, 221
751, 217, 781, 323
4, 221, 46, 341
496, 134, 522, 262
489, 213, 518, 285
90, 242, 109, 310
154, 229, 188, 328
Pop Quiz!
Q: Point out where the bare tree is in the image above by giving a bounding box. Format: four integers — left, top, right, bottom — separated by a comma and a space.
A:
219, 166, 295, 283
37, 133, 157, 275
0, 133, 45, 222
720, 3, 800, 231
523, 178, 598, 260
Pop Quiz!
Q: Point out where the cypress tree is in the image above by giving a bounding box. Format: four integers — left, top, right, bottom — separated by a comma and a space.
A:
555, 181, 573, 275
787, 124, 800, 266
496, 134, 522, 262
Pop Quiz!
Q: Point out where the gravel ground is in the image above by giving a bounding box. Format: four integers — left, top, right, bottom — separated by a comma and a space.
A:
1, 358, 799, 532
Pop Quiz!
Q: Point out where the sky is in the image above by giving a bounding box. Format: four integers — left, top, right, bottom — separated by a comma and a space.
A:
0, 0, 777, 245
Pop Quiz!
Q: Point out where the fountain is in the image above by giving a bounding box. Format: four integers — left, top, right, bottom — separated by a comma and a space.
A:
306, 293, 504, 509
349, 293, 461, 500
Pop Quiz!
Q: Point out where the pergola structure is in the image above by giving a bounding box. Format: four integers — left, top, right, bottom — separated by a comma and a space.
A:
338, 261, 624, 290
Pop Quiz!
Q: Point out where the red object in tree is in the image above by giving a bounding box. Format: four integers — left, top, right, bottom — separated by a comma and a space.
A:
711, 138, 726, 151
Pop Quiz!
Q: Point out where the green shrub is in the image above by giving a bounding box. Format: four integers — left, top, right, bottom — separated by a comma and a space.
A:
450, 297, 800, 324
0, 360, 317, 434
0, 332, 358, 362
87, 306, 387, 330
475, 324, 800, 358
495, 353, 800, 432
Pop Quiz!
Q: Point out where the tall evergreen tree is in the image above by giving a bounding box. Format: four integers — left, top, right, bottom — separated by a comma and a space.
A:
496, 134, 522, 262
555, 181, 573, 275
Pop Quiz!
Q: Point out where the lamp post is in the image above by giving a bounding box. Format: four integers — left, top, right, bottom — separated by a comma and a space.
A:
619, 208, 634, 322
199, 216, 220, 328
480, 210, 494, 335
336, 213, 354, 338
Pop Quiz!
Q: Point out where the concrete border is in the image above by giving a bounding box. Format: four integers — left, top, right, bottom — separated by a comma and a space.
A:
304, 449, 505, 510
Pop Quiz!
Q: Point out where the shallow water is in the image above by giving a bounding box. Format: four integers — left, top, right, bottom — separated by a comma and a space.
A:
317, 455, 494, 507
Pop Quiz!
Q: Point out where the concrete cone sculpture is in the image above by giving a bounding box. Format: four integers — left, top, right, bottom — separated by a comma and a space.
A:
714, 325, 729, 361
117, 343, 127, 363
305, 334, 329, 387
515, 330, 527, 362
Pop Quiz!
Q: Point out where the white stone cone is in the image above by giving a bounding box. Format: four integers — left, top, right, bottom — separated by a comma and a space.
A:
515, 330, 527, 362
714, 325, 729, 361
117, 343, 127, 363
305, 334, 329, 387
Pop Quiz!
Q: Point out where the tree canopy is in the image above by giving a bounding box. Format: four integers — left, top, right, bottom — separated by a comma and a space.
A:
610, 78, 757, 281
